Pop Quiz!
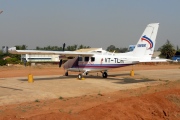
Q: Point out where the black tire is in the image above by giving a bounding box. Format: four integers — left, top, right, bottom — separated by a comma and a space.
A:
102, 72, 108, 78
78, 74, 82, 79
65, 71, 68, 76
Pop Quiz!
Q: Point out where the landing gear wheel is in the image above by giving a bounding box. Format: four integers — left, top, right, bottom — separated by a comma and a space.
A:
78, 74, 82, 79
65, 71, 68, 76
102, 72, 108, 78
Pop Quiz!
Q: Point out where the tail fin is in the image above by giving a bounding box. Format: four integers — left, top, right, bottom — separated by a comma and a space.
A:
132, 23, 159, 61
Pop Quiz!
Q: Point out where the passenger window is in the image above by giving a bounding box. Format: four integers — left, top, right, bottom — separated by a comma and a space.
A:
91, 57, 95, 62
78, 57, 82, 61
85, 57, 89, 61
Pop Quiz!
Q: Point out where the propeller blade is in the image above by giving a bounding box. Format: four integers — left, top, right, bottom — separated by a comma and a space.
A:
59, 43, 65, 68
63, 43, 65, 51
59, 59, 63, 68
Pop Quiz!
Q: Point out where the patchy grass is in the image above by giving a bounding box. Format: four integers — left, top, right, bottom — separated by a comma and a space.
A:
34, 99, 40, 102
68, 109, 73, 114
59, 109, 64, 112
21, 109, 26, 112
59, 96, 64, 100
167, 95, 180, 107
98, 91, 103, 96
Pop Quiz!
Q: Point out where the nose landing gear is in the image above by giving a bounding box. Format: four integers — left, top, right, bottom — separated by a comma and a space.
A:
102, 72, 108, 78
65, 71, 68, 76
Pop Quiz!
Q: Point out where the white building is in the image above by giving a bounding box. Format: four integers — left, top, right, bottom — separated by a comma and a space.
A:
2, 46, 8, 54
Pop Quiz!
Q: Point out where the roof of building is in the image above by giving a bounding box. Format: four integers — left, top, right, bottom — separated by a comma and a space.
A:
152, 51, 161, 58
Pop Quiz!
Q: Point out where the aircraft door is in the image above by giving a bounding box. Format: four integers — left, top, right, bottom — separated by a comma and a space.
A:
78, 56, 83, 66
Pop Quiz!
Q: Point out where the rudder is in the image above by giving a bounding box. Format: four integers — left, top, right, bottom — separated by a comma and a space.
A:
132, 23, 159, 61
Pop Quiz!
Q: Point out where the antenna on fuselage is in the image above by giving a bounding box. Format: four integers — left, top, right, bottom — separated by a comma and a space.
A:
112, 50, 115, 55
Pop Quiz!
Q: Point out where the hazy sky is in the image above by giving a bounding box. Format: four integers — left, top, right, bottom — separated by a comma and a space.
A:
0, 0, 180, 50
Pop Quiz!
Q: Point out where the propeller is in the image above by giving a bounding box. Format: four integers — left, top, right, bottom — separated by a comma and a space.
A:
59, 43, 65, 68
63, 43, 65, 51
59, 59, 63, 67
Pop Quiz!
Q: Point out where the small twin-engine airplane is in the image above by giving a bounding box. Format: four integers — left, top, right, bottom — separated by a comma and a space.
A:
8, 23, 165, 79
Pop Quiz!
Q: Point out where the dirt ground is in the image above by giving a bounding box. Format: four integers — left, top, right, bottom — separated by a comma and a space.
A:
0, 63, 180, 120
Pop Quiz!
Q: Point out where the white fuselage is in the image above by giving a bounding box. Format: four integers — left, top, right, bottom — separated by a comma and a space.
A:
63, 52, 139, 73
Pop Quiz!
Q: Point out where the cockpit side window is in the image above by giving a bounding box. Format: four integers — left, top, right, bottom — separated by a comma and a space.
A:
91, 57, 95, 62
84, 57, 89, 62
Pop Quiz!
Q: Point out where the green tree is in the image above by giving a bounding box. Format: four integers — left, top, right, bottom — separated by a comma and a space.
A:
66, 45, 78, 51
119, 48, 128, 53
15, 45, 28, 50
106, 45, 128, 53
78, 45, 90, 49
159, 40, 176, 59
36, 46, 41, 50
176, 45, 180, 52
106, 45, 116, 52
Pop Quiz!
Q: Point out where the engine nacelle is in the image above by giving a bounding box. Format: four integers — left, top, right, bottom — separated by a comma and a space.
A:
59, 55, 68, 60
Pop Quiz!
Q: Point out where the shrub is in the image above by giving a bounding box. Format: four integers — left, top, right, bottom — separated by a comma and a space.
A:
0, 59, 7, 66
6, 58, 21, 64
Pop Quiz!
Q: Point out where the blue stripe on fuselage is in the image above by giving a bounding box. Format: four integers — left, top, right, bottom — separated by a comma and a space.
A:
71, 64, 133, 68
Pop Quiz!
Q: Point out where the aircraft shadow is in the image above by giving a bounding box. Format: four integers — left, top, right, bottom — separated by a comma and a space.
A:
18, 76, 76, 81
88, 73, 156, 84
0, 85, 23, 91
18, 74, 104, 81
18, 73, 155, 84
108, 73, 135, 77
112, 77, 155, 84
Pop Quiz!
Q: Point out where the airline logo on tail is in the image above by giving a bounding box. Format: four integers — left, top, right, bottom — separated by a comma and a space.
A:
141, 35, 153, 49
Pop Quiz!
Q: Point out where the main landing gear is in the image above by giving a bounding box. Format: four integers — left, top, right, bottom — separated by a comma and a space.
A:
65, 71, 108, 79
65, 71, 85, 80
78, 71, 108, 79
65, 71, 68, 76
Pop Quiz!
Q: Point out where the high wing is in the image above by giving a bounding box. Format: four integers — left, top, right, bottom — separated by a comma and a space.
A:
8, 47, 94, 57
